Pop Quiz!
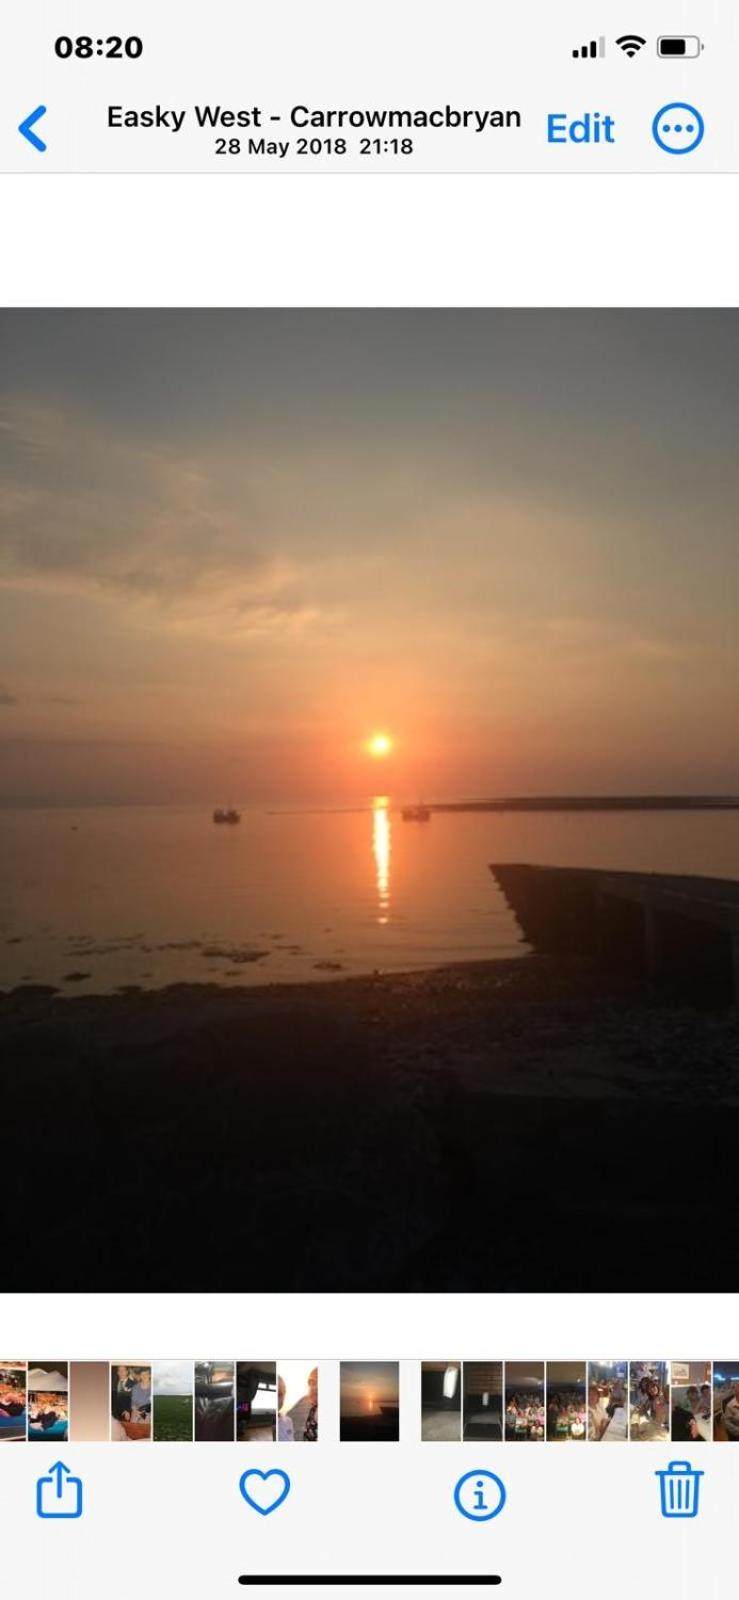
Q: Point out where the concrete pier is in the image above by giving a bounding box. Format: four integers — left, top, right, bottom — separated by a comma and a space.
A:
491, 863, 739, 1006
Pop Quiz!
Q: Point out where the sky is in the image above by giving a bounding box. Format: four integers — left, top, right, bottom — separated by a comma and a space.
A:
1, 310, 737, 804
341, 1362, 399, 1412
153, 1360, 194, 1396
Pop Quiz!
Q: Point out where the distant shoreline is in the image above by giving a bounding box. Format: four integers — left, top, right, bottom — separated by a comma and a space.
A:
2, 793, 738, 815
431, 795, 739, 814
271, 794, 739, 816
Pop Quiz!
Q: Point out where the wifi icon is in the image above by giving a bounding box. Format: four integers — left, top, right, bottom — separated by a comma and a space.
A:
616, 33, 647, 56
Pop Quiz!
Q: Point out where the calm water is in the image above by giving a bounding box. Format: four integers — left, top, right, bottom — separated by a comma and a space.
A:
2, 802, 738, 994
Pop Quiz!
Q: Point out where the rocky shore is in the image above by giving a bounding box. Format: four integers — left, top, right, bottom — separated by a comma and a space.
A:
3, 953, 737, 1290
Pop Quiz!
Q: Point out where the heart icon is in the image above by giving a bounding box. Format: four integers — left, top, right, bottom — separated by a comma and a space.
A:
239, 1468, 291, 1516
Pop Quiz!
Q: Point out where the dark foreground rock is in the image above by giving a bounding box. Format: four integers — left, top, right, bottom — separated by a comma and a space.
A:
2, 954, 737, 1290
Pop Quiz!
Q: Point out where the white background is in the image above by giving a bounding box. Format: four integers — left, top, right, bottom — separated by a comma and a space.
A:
3, 174, 739, 306
4, 1292, 739, 1350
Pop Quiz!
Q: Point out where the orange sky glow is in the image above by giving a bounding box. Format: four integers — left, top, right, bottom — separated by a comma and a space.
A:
1, 310, 737, 805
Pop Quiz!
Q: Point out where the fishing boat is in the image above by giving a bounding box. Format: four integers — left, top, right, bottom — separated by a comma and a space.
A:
212, 806, 241, 825
402, 801, 431, 822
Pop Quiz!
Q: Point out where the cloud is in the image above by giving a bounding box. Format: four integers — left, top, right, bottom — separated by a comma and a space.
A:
153, 1360, 193, 1395
0, 401, 318, 634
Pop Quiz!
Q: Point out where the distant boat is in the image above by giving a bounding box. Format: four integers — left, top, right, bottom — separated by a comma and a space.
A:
402, 801, 431, 822
212, 806, 241, 825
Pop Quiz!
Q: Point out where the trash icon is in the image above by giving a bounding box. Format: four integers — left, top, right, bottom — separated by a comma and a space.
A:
655, 1460, 703, 1519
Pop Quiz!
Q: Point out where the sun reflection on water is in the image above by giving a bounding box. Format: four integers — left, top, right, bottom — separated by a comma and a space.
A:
372, 796, 391, 925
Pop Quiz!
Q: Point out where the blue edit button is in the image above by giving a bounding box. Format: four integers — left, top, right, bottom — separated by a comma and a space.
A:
547, 112, 616, 145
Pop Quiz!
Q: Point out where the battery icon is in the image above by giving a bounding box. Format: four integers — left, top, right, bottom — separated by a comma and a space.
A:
657, 35, 704, 57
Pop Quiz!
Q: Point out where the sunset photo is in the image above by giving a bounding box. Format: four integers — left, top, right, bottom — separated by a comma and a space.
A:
340, 1362, 400, 1441
1, 309, 738, 1292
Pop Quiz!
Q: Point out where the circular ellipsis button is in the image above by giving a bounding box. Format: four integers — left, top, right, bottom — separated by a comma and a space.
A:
652, 102, 704, 154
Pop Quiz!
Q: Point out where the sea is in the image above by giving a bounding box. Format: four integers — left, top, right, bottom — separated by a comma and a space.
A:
2, 801, 738, 995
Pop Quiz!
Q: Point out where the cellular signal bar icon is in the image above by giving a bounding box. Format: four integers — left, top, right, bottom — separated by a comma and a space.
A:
573, 36, 606, 59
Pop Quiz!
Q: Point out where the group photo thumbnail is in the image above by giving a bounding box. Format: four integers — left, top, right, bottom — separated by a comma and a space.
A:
712, 1363, 739, 1441
588, 1361, 628, 1441
670, 1361, 712, 1443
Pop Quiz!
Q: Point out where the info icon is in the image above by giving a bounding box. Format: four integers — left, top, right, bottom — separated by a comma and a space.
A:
453, 1469, 507, 1522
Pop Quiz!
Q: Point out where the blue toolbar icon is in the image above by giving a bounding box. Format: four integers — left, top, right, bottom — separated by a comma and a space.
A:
239, 1467, 291, 1516
652, 102, 704, 154
36, 1462, 83, 1519
18, 105, 48, 152
656, 1460, 704, 1519
454, 1469, 507, 1522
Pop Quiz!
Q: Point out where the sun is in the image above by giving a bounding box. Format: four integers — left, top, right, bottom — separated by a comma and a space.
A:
367, 732, 393, 759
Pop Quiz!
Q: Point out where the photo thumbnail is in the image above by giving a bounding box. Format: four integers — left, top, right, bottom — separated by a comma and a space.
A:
0, 1364, 26, 1442
153, 1361, 194, 1442
340, 1363, 400, 1441
237, 1363, 276, 1442
111, 1363, 152, 1441
69, 1362, 110, 1442
546, 1362, 586, 1440
278, 1362, 318, 1442
713, 1363, 739, 1440
505, 1364, 545, 1440
421, 1361, 461, 1441
587, 1361, 628, 1441
27, 1362, 68, 1443
463, 1363, 503, 1442
629, 1362, 669, 1442
670, 1362, 711, 1442
195, 1362, 235, 1442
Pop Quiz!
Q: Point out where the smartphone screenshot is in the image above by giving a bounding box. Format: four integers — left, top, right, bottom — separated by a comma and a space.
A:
1, 2, 738, 1597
